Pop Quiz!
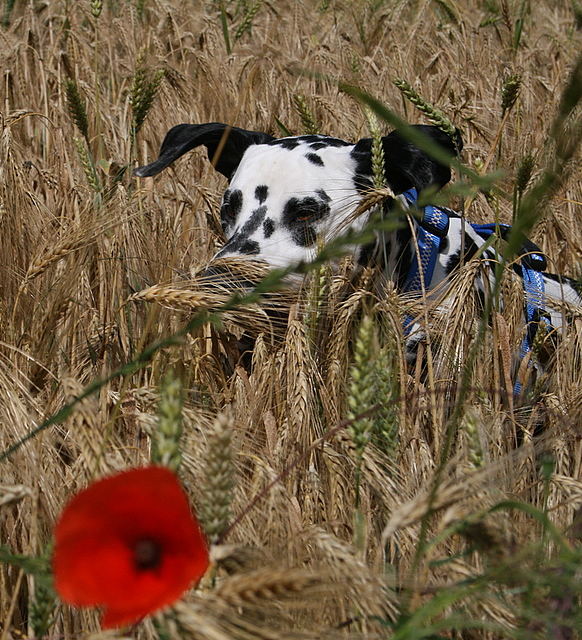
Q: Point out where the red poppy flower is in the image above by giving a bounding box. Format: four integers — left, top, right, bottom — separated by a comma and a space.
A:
52, 466, 209, 628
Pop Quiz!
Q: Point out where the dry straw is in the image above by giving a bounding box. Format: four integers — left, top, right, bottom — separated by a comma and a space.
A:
1, 1, 581, 638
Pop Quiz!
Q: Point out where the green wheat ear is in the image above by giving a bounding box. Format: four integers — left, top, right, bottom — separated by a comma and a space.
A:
347, 313, 377, 460
130, 55, 165, 135
393, 78, 458, 149
501, 73, 522, 115
513, 153, 535, 219
64, 78, 89, 143
461, 409, 483, 468
304, 253, 331, 347
199, 412, 235, 544
293, 94, 319, 135
516, 154, 535, 194
365, 107, 386, 189
29, 546, 57, 640
90, 0, 103, 19
234, 0, 263, 40
151, 371, 184, 472
73, 137, 101, 194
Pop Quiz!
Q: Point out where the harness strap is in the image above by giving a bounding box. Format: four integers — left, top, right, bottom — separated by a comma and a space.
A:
471, 223, 548, 272
399, 190, 550, 394
469, 222, 550, 393
514, 265, 548, 394
401, 188, 449, 336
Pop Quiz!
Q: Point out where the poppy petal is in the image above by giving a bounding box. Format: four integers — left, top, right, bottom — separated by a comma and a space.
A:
52, 467, 209, 628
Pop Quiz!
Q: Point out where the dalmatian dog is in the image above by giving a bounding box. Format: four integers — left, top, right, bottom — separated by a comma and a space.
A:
134, 122, 581, 363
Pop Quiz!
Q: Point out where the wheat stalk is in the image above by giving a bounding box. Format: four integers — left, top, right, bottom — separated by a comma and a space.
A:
0, 484, 32, 507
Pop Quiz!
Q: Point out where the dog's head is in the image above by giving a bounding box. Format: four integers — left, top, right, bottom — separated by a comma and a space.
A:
134, 122, 461, 270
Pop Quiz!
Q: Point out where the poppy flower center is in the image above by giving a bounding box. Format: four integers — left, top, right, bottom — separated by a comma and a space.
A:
133, 538, 162, 571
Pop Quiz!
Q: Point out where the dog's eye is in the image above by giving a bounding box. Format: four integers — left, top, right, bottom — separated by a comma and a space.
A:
291, 206, 318, 223
283, 196, 330, 228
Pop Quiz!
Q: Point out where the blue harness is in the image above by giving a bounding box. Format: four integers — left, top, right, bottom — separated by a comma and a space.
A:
400, 188, 549, 393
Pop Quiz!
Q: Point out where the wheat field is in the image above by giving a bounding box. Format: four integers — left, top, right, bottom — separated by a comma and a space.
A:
1, 1, 582, 638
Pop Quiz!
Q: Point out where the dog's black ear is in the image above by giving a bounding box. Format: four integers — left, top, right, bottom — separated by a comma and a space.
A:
134, 123, 275, 180
353, 124, 463, 194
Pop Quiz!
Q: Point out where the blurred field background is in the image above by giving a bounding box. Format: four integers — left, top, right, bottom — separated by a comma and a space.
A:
1, 0, 581, 638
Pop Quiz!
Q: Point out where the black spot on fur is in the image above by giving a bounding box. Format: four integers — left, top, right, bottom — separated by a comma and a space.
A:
229, 189, 243, 216
269, 139, 299, 150
241, 206, 267, 234
306, 153, 324, 166
240, 240, 260, 255
323, 137, 351, 147
357, 241, 377, 267
263, 218, 275, 238
353, 174, 373, 193
217, 205, 267, 257
351, 125, 462, 195
293, 225, 317, 247
349, 146, 377, 192
316, 189, 331, 202
445, 251, 463, 275
268, 135, 350, 152
350, 145, 375, 194
353, 221, 414, 283
296, 135, 350, 147
220, 189, 243, 227
255, 185, 268, 203
445, 234, 479, 275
